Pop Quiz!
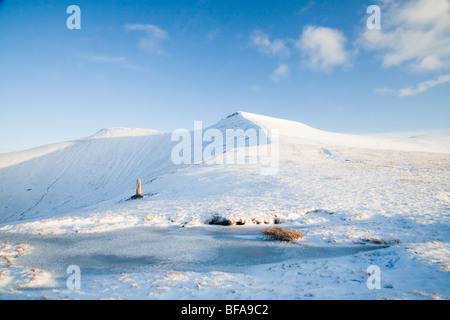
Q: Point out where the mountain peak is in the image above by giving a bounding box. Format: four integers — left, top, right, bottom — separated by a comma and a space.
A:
225, 112, 242, 119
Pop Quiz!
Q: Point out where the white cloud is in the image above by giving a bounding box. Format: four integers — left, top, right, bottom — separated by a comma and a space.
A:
375, 74, 450, 96
79, 54, 126, 64
297, 26, 351, 72
399, 74, 450, 96
374, 87, 398, 95
125, 24, 169, 54
298, 1, 315, 15
360, 0, 450, 72
207, 28, 220, 41
270, 64, 289, 82
250, 85, 262, 92
78, 54, 146, 72
250, 30, 290, 57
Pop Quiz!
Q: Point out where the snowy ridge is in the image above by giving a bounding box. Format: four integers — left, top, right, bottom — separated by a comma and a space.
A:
0, 142, 75, 170
0, 111, 449, 224
87, 127, 162, 139
0, 113, 261, 223
239, 111, 450, 154
0, 131, 176, 223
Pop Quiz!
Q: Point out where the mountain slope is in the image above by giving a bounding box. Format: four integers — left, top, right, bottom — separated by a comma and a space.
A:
0, 111, 448, 224
0, 129, 176, 223
240, 111, 450, 154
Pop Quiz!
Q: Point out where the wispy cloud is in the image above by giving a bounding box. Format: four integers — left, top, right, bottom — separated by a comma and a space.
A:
79, 54, 126, 64
360, 0, 450, 72
250, 30, 290, 58
250, 85, 262, 93
374, 87, 398, 95
375, 74, 450, 96
399, 74, 450, 96
78, 54, 146, 72
125, 24, 169, 54
207, 28, 220, 41
270, 64, 289, 82
298, 1, 315, 15
296, 25, 351, 72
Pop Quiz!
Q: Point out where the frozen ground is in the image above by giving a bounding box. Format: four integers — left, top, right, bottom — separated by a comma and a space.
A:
0, 112, 449, 299
0, 226, 390, 299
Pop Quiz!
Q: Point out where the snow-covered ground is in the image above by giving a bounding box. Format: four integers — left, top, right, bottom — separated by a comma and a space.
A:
0, 111, 449, 299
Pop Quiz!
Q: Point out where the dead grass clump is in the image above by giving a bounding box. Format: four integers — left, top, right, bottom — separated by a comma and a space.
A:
207, 215, 233, 226
1, 256, 13, 267
207, 215, 245, 226
363, 238, 400, 245
262, 227, 304, 242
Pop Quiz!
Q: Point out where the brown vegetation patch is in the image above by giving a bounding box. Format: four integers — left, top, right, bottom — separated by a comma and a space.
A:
363, 237, 400, 245
262, 227, 304, 242
207, 215, 246, 226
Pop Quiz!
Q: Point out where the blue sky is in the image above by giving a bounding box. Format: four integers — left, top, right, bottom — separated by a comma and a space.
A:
0, 0, 449, 153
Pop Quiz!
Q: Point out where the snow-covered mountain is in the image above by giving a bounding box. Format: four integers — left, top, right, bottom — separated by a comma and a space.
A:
1, 111, 450, 300
0, 111, 449, 224
238, 111, 450, 153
